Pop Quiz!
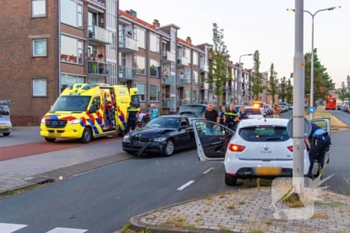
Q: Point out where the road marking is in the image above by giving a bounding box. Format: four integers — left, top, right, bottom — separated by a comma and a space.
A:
0, 223, 27, 233
46, 228, 87, 233
177, 180, 195, 191
203, 167, 215, 174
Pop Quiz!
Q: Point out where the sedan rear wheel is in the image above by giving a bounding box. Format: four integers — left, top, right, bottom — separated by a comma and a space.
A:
225, 173, 237, 186
164, 139, 175, 157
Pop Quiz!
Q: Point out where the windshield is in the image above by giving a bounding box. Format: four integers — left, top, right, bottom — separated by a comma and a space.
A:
51, 96, 91, 112
179, 105, 206, 117
245, 108, 262, 115
0, 106, 10, 116
239, 126, 290, 142
146, 117, 180, 129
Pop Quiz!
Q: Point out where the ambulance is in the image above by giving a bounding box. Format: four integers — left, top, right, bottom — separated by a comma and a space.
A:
40, 83, 139, 143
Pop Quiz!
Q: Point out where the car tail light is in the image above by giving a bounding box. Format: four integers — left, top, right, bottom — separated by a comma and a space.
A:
287, 145, 305, 152
228, 144, 246, 152
228, 173, 235, 177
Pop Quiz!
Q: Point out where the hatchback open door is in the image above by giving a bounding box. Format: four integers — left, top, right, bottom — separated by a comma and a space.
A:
193, 120, 234, 161
310, 118, 331, 164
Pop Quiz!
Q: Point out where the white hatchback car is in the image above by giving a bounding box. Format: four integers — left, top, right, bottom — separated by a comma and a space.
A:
244, 106, 265, 119
193, 118, 330, 186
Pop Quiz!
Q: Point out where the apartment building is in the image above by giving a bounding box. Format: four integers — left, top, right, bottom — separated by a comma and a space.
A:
0, 0, 118, 125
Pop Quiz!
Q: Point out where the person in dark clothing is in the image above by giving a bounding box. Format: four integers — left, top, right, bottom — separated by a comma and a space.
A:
304, 123, 331, 178
204, 102, 219, 135
224, 103, 240, 131
219, 105, 226, 125
238, 106, 248, 120
126, 101, 138, 133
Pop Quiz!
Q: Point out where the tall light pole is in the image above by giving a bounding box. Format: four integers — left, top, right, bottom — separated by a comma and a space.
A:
287, 6, 341, 119
238, 54, 252, 105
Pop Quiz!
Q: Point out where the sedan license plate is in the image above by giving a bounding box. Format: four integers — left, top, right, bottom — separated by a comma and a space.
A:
133, 141, 144, 147
0, 126, 8, 129
254, 167, 282, 176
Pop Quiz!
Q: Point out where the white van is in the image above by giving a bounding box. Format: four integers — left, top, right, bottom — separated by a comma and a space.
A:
0, 100, 13, 136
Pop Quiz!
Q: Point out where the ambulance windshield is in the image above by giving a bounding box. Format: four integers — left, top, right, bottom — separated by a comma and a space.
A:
51, 96, 91, 112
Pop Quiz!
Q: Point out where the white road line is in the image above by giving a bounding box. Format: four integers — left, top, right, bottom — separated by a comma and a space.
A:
46, 227, 87, 233
203, 167, 215, 174
0, 223, 27, 233
177, 180, 195, 191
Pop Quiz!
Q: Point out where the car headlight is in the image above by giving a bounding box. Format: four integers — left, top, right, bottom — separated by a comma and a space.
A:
153, 136, 167, 142
41, 118, 46, 124
123, 134, 130, 141
70, 119, 81, 124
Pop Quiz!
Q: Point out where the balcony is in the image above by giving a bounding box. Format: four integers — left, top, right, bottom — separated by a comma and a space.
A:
162, 51, 176, 63
87, 0, 106, 8
118, 66, 138, 80
223, 86, 232, 93
87, 25, 111, 45
162, 75, 175, 86
208, 83, 214, 91
119, 36, 138, 53
193, 79, 199, 85
177, 76, 191, 87
200, 83, 208, 90
177, 56, 188, 67
177, 99, 191, 107
161, 98, 176, 108
88, 61, 111, 77
200, 64, 209, 73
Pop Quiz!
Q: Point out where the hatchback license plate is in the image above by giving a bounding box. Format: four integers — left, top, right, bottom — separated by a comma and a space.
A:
0, 126, 8, 129
254, 167, 282, 175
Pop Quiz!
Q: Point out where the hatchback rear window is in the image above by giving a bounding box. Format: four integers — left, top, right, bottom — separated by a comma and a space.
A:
239, 126, 290, 142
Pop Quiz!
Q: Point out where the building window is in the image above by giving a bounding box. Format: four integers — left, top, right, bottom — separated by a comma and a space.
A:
135, 83, 146, 101
135, 55, 146, 75
61, 0, 83, 28
33, 79, 47, 96
193, 90, 197, 102
185, 89, 190, 101
193, 71, 198, 84
150, 33, 159, 53
32, 0, 46, 17
32, 39, 47, 57
61, 35, 83, 64
193, 52, 198, 66
150, 85, 159, 102
184, 48, 191, 64
150, 59, 159, 77
136, 27, 145, 49
170, 29, 176, 53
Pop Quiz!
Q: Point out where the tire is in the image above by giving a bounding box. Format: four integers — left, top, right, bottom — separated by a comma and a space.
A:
45, 138, 56, 142
164, 139, 175, 157
225, 173, 238, 186
3, 133, 10, 136
124, 150, 136, 155
80, 127, 92, 143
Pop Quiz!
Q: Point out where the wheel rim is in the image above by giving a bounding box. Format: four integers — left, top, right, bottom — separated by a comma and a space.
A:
166, 141, 174, 155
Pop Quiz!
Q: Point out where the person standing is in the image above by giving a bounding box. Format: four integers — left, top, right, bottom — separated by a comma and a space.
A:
204, 102, 219, 135
238, 106, 248, 120
224, 103, 240, 131
273, 102, 281, 118
148, 104, 159, 120
219, 105, 226, 125
304, 123, 331, 178
126, 101, 138, 133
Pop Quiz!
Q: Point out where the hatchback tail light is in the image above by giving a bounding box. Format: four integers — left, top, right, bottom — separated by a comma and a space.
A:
287, 145, 305, 152
229, 144, 246, 152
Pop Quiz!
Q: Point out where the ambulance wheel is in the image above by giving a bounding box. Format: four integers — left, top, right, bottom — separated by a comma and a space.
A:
45, 138, 56, 142
3, 133, 10, 136
80, 128, 92, 143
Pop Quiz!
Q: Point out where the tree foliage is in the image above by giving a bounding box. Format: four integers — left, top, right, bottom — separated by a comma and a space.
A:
304, 48, 335, 104
250, 50, 264, 100
336, 82, 348, 102
266, 63, 279, 104
286, 78, 293, 104
279, 77, 287, 103
208, 23, 231, 109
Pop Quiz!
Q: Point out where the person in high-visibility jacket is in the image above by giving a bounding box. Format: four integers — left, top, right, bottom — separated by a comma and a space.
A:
224, 103, 240, 131
126, 101, 139, 133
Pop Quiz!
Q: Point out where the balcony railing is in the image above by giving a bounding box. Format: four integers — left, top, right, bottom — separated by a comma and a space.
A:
176, 99, 191, 107
118, 66, 138, 80
88, 61, 111, 76
208, 83, 214, 91
119, 36, 138, 52
200, 83, 208, 90
87, 25, 111, 44
200, 64, 209, 73
162, 75, 175, 85
177, 56, 188, 66
162, 51, 176, 63
177, 76, 191, 86
161, 98, 177, 108
193, 79, 199, 85
223, 86, 232, 93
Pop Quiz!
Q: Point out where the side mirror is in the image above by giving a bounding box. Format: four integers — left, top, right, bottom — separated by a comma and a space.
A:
179, 126, 187, 131
89, 105, 97, 114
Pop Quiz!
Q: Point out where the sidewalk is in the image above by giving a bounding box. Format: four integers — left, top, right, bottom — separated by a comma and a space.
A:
129, 186, 350, 233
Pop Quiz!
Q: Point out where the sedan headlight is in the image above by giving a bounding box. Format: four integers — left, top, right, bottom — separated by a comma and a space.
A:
123, 134, 130, 141
41, 118, 46, 124
70, 119, 81, 124
153, 136, 167, 142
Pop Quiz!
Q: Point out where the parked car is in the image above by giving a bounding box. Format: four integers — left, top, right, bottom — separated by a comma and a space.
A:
122, 115, 197, 156
192, 118, 330, 186
0, 103, 12, 136
243, 106, 265, 119
288, 104, 293, 110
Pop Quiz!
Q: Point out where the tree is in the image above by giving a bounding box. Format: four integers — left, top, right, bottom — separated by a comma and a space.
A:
336, 81, 348, 102
279, 76, 287, 103
304, 48, 335, 104
286, 78, 293, 104
207, 23, 231, 109
346, 75, 350, 93
250, 50, 264, 100
266, 63, 279, 104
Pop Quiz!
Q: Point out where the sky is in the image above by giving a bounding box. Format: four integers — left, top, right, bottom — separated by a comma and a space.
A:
119, 0, 350, 88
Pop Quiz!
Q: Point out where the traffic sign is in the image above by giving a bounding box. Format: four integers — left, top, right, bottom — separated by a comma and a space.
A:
308, 107, 315, 113
286, 117, 312, 138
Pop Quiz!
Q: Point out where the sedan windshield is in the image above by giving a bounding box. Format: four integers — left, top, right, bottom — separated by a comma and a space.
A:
239, 126, 290, 142
51, 96, 91, 112
146, 117, 181, 129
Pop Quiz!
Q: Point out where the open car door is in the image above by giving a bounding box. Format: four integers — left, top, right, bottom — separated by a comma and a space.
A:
193, 120, 234, 161
310, 118, 331, 164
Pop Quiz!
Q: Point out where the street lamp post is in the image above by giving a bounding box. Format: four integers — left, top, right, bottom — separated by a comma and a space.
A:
287, 6, 341, 119
238, 54, 252, 105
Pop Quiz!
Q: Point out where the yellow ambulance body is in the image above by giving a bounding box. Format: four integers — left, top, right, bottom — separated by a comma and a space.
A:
40, 83, 139, 143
